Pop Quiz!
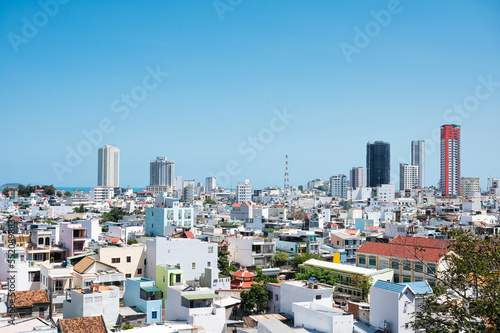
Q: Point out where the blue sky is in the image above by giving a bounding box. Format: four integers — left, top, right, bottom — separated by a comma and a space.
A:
1, 0, 500, 190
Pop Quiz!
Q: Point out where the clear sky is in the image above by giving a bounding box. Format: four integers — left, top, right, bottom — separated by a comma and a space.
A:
1, 0, 500, 190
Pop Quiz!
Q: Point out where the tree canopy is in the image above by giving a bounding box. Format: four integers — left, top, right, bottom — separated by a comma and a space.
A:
296, 266, 339, 286
271, 250, 290, 267
240, 284, 269, 315
291, 252, 323, 270
412, 230, 500, 332
218, 251, 238, 277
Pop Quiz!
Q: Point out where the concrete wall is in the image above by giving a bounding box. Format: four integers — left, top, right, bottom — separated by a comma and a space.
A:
293, 302, 353, 332
280, 282, 334, 318
99, 245, 145, 278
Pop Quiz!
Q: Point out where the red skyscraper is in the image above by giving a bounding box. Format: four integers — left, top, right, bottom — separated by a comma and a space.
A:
440, 124, 461, 196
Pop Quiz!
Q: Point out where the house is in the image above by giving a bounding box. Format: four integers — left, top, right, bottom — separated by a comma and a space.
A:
155, 264, 183, 306
72, 257, 125, 298
369, 280, 433, 332
59, 222, 88, 257
145, 194, 194, 237
293, 302, 354, 332
0, 317, 57, 333
63, 284, 119, 326
123, 278, 163, 323
230, 269, 257, 289
58, 315, 107, 333
98, 244, 145, 278
275, 231, 320, 255
300, 259, 393, 303
146, 237, 218, 284
9, 289, 50, 318
230, 202, 253, 222
40, 262, 74, 316
164, 285, 225, 333
356, 236, 449, 287
330, 230, 361, 262
226, 236, 275, 268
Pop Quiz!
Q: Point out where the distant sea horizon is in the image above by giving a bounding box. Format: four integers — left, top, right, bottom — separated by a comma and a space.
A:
56, 187, 146, 194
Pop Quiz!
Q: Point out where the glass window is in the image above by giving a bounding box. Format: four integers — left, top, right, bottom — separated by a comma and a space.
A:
137, 268, 142, 274
127, 256, 131, 263
176, 274, 181, 283
394, 274, 400, 283
358, 256, 366, 265
415, 264, 423, 273
427, 265, 436, 275
275, 294, 278, 301
403, 263, 411, 271
207, 262, 211, 267
152, 311, 157, 319
369, 258, 377, 266
315, 295, 321, 300
391, 261, 399, 269
192, 262, 196, 269
112, 258, 120, 264
208, 247, 213, 253
403, 276, 411, 283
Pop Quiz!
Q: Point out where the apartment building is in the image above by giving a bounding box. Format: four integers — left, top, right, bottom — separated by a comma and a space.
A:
98, 245, 145, 278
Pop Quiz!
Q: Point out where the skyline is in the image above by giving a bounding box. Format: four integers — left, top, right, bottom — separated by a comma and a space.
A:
1, 1, 500, 189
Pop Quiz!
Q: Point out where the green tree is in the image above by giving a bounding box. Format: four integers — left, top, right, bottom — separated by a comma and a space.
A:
240, 284, 270, 315
291, 253, 323, 270
296, 267, 339, 286
271, 250, 290, 267
203, 198, 216, 205
253, 267, 278, 284
101, 208, 130, 222
351, 275, 373, 300
127, 239, 138, 245
411, 230, 500, 332
218, 251, 237, 277
122, 324, 134, 330
64, 191, 71, 197
73, 204, 86, 213
101, 225, 109, 232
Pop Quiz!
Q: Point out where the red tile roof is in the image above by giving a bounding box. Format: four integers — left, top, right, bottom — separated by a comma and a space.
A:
233, 203, 243, 208
230, 280, 258, 289
357, 237, 449, 263
59, 315, 107, 333
231, 270, 256, 278
11, 290, 49, 308
184, 231, 195, 239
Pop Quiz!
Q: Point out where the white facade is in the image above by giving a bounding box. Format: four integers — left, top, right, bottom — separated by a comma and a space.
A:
47, 205, 73, 219
399, 164, 419, 191
146, 238, 218, 284
350, 167, 367, 189
377, 184, 395, 202
411, 140, 425, 187
79, 219, 100, 242
205, 176, 216, 193
347, 187, 372, 201
0, 247, 29, 291
293, 302, 353, 332
330, 174, 348, 198
236, 179, 252, 203
97, 145, 120, 187
90, 186, 114, 202
279, 280, 335, 318
226, 236, 275, 268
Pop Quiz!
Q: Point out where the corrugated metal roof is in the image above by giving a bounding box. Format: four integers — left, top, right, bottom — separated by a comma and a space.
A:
372, 280, 432, 295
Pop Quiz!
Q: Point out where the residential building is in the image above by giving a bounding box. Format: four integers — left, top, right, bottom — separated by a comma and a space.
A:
330, 174, 349, 198
440, 124, 461, 196
97, 145, 120, 188
90, 186, 114, 202
350, 167, 367, 189
72, 257, 126, 298
145, 194, 194, 236
149, 156, 175, 194
59, 222, 87, 257
146, 237, 218, 284
58, 316, 107, 333
275, 232, 320, 255
123, 278, 163, 323
356, 236, 449, 287
164, 285, 225, 332
370, 280, 432, 333
205, 176, 216, 193
226, 236, 275, 268
40, 262, 74, 316
399, 163, 419, 191
460, 177, 480, 197
330, 231, 361, 262
411, 140, 425, 187
367, 141, 390, 187
63, 284, 120, 326
155, 264, 183, 306
0, 317, 57, 333
230, 202, 253, 222
98, 245, 145, 279
293, 302, 353, 332
9, 290, 50, 318
236, 179, 252, 203
300, 259, 394, 303
278, 280, 335, 318
377, 184, 395, 202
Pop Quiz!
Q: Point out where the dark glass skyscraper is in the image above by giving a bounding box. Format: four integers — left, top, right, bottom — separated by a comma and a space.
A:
367, 141, 390, 187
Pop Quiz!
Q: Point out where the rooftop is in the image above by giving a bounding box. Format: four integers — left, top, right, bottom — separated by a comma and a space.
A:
302, 259, 388, 276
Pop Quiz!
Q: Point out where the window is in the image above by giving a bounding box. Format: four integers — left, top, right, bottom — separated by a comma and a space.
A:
176, 274, 181, 283
152, 311, 157, 319
163, 276, 165, 283
126, 274, 132, 278
275, 294, 278, 301
358, 256, 366, 265
391, 261, 399, 269
403, 263, 411, 271
112, 258, 120, 264
137, 268, 142, 274
394, 274, 400, 283
38, 238, 44, 245
207, 262, 211, 267
415, 264, 423, 273
127, 256, 131, 263
315, 295, 321, 300
403, 276, 411, 283
208, 246, 213, 253
192, 262, 196, 269
427, 265, 436, 275
369, 258, 377, 266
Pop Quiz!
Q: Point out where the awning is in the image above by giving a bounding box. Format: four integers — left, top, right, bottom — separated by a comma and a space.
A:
141, 286, 162, 293
67, 252, 97, 260
183, 293, 220, 300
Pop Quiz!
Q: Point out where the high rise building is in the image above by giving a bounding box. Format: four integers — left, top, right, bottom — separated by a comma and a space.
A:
181, 180, 194, 204
350, 167, 367, 189
330, 174, 349, 198
411, 140, 425, 187
399, 163, 419, 191
97, 145, 120, 188
148, 157, 175, 193
367, 141, 390, 187
236, 179, 252, 203
205, 177, 216, 193
440, 124, 461, 196
460, 177, 480, 197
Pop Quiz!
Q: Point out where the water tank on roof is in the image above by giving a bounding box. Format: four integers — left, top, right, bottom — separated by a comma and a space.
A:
62, 261, 67, 267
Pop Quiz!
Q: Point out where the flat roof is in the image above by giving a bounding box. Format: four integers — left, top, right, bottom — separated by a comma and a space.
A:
182, 293, 220, 300
301, 259, 387, 276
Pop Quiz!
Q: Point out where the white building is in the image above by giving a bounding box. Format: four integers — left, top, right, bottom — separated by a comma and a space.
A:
236, 179, 252, 203
181, 180, 195, 204
205, 177, 216, 193
226, 236, 275, 268
90, 186, 115, 202
370, 280, 432, 333
399, 164, 419, 191
377, 184, 395, 202
150, 156, 175, 191
293, 302, 353, 332
97, 145, 120, 188
330, 174, 348, 198
146, 237, 218, 284
347, 187, 372, 201
460, 177, 480, 197
276, 280, 335, 318
350, 167, 367, 189
411, 140, 425, 187
0, 247, 29, 291
145, 194, 194, 236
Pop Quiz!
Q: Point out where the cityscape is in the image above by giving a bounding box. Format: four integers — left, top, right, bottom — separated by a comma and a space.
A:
1, 1, 500, 333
